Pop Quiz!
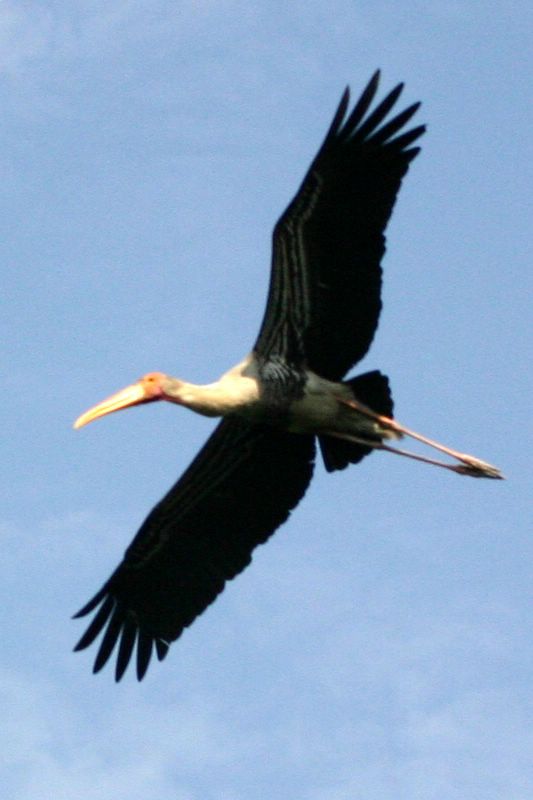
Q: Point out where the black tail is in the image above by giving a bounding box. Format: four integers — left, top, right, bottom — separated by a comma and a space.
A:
319, 371, 394, 473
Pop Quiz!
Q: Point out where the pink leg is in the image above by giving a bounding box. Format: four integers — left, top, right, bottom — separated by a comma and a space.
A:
332, 399, 503, 479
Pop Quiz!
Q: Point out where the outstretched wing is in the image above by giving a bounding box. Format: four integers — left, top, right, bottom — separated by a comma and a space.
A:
74, 418, 315, 681
253, 70, 425, 379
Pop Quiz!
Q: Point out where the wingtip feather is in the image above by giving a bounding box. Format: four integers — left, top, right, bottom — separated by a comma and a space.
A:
115, 621, 137, 682
369, 69, 381, 90
73, 595, 114, 652
72, 588, 107, 619
136, 633, 154, 681
156, 639, 170, 661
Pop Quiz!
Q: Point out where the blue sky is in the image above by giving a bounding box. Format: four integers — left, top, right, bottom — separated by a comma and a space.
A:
2, 2, 532, 798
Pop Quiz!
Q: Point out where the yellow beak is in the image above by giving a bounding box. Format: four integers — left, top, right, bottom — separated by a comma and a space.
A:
74, 382, 149, 429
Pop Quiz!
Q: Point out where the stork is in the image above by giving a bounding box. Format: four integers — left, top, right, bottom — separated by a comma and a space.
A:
73, 72, 502, 681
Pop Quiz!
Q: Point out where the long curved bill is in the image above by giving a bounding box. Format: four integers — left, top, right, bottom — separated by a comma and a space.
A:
74, 382, 149, 429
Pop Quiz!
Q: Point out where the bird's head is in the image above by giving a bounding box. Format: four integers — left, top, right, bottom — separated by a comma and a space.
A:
74, 372, 183, 429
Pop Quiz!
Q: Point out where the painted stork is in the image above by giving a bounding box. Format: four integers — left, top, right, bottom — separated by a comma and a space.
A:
73, 71, 502, 681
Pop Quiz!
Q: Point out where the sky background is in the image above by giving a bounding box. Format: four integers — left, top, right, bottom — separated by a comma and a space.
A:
1, 2, 532, 799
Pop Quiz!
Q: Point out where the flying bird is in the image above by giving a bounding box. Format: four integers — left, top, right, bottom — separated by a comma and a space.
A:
73, 71, 502, 681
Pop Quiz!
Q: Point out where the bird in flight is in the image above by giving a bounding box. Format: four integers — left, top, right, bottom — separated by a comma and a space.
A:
73, 71, 502, 681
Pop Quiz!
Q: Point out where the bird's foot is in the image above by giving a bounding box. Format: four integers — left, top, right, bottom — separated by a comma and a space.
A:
334, 398, 503, 479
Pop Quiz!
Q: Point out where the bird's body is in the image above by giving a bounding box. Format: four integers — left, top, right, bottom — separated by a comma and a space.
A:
84, 355, 395, 439
74, 72, 501, 681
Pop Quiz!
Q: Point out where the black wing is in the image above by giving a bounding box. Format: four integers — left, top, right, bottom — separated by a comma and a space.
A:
254, 70, 425, 379
74, 418, 315, 681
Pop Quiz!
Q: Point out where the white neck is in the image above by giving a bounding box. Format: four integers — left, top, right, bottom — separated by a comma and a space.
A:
164, 358, 260, 418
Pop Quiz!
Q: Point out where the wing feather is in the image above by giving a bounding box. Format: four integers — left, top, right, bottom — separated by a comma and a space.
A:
254, 70, 425, 379
74, 418, 315, 680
